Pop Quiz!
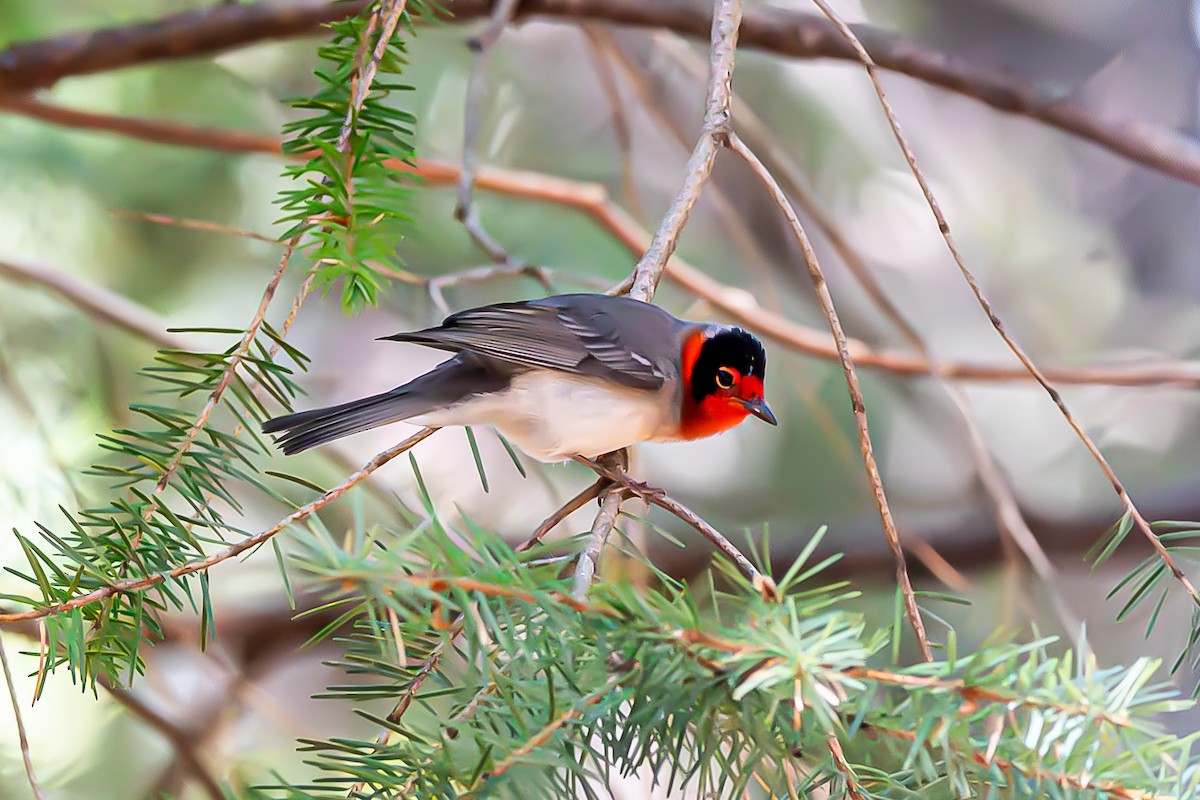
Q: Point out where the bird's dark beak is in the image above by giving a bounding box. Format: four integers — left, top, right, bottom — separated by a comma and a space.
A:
737, 397, 778, 426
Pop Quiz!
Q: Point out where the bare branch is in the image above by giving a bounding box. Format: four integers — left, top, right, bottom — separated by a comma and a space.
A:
0, 635, 46, 800
454, 0, 524, 265
2, 0, 1199, 185
101, 677, 226, 800
807, 0, 1200, 608
726, 132, 930, 660
622, 0, 740, 302
573, 474, 624, 600
0, 258, 195, 350
520, 477, 611, 553
575, 455, 768, 590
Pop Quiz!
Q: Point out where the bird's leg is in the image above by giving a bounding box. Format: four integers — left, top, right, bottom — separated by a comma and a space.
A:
592, 449, 663, 502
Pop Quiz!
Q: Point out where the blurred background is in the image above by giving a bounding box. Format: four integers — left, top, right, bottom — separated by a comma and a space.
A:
1, 0, 1200, 796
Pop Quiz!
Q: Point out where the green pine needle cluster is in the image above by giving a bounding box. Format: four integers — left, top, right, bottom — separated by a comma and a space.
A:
260, 515, 1200, 799
277, 2, 439, 314
3, 325, 307, 688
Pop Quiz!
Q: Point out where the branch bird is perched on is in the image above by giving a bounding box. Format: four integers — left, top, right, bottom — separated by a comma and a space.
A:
263, 293, 776, 461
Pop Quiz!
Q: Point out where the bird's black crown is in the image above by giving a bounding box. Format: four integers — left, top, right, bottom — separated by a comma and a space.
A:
689, 327, 767, 402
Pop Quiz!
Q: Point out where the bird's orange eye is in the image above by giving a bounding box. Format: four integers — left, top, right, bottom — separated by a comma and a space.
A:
715, 366, 738, 390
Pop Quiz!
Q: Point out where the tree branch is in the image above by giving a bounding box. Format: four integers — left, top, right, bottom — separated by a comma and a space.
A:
0, 257, 195, 350
621, 0, 740, 302
2, 0, 1198, 186
4, 103, 1200, 391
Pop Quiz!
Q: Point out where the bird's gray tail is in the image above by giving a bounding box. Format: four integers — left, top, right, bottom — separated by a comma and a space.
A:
262, 389, 429, 455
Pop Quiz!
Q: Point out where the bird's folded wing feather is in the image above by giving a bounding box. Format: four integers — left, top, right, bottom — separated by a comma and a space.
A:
383, 301, 673, 390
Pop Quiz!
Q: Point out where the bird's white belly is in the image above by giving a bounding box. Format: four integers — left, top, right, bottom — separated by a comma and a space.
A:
409, 372, 673, 462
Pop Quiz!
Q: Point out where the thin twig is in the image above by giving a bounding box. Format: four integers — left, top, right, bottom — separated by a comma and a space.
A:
726, 132, 931, 660
807, 0, 1200, 608
455, 0, 522, 264
575, 455, 767, 589
597, 28, 783, 305
428, 262, 557, 317
0, 635, 46, 800
150, 238, 294, 500
519, 477, 611, 553
0, 257, 196, 350
101, 678, 226, 800
824, 731, 865, 800
573, 477, 624, 600
0, 428, 438, 624
581, 25, 642, 220
623, 0, 741, 302
110, 207, 281, 244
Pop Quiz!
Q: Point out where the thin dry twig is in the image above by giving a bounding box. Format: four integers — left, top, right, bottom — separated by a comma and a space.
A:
428, 262, 557, 317
101, 678, 226, 800
807, 0, 1200, 608
455, 0, 523, 265
0, 257, 195, 350
581, 25, 641, 219
573, 473, 624, 599
824, 731, 865, 800
0, 635, 46, 800
0, 427, 438, 624
5, 0, 1200, 187
726, 131, 931, 660
150, 238, 294, 501
597, 28, 783, 306
519, 477, 611, 553
623, 0, 741, 302
575, 455, 766, 588
110, 207, 281, 244
704, 63, 1078, 634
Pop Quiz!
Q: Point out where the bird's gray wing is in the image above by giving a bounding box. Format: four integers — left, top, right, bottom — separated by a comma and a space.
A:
381, 294, 686, 390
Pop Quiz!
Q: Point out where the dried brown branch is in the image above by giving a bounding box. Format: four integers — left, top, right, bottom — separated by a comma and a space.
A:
825, 731, 865, 800
454, 0, 523, 266
0, 257, 195, 350
6, 102, 1200, 391
622, 0, 741, 302
519, 477, 611, 553
101, 677, 226, 800
597, 28, 783, 305
807, 0, 1200, 608
581, 25, 641, 219
573, 475, 624, 599
2, 1, 1199, 186
110, 207, 281, 244
0, 635, 46, 800
0, 427, 438, 624
725, 132, 930, 660
576, 455, 768, 589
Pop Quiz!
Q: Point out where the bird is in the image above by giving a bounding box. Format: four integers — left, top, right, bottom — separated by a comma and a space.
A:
262, 293, 776, 463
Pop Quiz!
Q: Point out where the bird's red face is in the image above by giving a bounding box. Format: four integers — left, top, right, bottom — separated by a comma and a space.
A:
679, 327, 776, 440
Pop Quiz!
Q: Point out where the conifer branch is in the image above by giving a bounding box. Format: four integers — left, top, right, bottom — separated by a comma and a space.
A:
0, 428, 437, 625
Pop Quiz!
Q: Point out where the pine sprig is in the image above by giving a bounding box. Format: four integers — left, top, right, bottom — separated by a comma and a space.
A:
277, 1, 438, 313
264, 520, 1199, 800
2, 323, 308, 688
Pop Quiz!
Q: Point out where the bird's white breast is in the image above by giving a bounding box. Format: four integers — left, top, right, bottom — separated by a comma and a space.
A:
408, 371, 676, 462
